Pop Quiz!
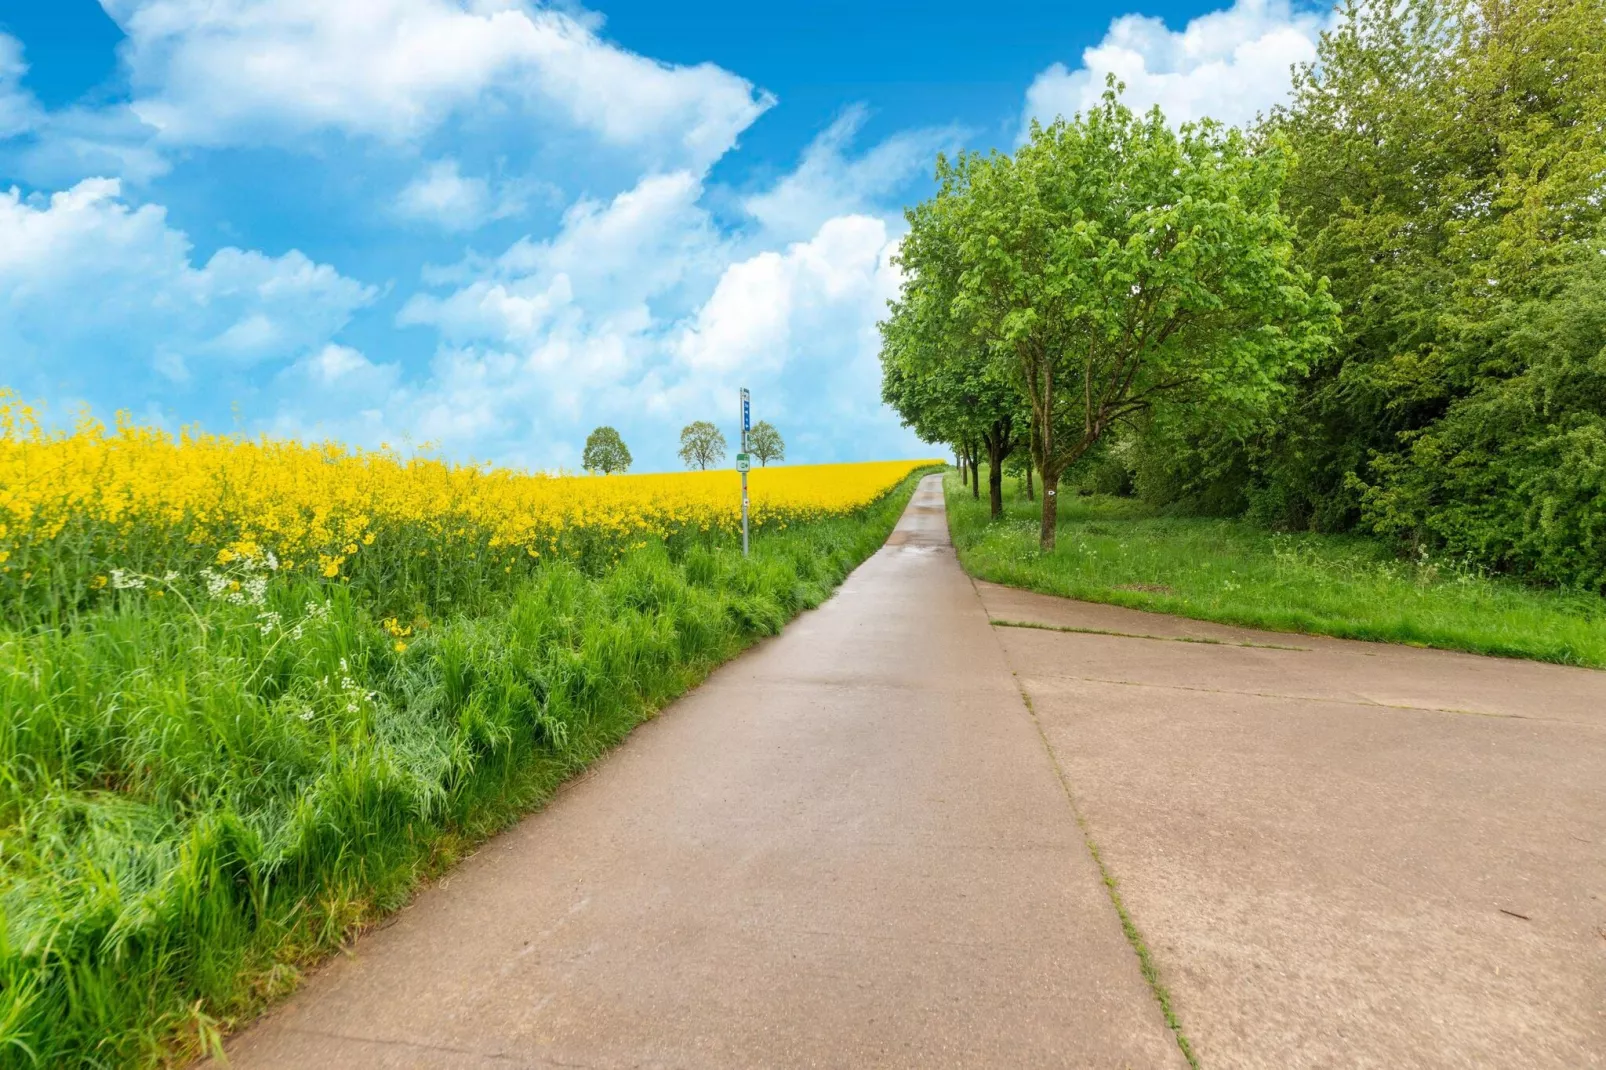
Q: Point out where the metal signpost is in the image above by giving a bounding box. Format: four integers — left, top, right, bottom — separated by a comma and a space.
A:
738, 388, 751, 557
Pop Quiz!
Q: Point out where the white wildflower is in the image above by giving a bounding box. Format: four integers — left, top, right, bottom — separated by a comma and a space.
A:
201, 568, 230, 600
110, 569, 145, 590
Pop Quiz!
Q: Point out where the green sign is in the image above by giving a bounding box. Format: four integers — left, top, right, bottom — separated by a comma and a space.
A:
735, 453, 751, 473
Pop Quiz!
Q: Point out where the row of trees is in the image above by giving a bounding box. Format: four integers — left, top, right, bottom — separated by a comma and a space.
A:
881, 82, 1338, 549
677, 420, 785, 470
579, 421, 786, 474
883, 0, 1606, 591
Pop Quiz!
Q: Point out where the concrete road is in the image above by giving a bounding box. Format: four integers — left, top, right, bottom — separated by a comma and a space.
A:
219, 475, 1186, 1068
981, 582, 1606, 1069
221, 475, 1606, 1069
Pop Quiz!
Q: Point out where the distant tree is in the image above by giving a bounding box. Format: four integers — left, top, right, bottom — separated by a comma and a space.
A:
581, 426, 632, 473
748, 421, 785, 465
678, 421, 727, 470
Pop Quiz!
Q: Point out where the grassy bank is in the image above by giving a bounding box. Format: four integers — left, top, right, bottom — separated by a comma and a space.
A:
1, 471, 928, 1068
946, 473, 1606, 668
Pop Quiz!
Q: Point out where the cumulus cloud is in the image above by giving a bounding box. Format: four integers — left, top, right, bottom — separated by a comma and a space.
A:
365, 186, 919, 468
0, 178, 375, 390
102, 0, 772, 170
0, 34, 40, 138
1, 7, 938, 469
378, 170, 726, 463
676, 215, 895, 376
1022, 0, 1328, 131
394, 159, 534, 231
742, 106, 960, 242
664, 215, 914, 461
0, 36, 167, 187
401, 170, 719, 346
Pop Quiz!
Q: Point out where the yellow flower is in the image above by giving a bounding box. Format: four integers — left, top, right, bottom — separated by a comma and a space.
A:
90, 574, 108, 589
0, 390, 935, 594
393, 640, 407, 653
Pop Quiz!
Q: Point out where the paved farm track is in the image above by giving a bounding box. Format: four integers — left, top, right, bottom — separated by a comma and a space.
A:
220, 475, 1606, 1069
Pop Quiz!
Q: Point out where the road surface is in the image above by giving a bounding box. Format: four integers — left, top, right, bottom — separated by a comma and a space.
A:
220, 474, 1606, 1068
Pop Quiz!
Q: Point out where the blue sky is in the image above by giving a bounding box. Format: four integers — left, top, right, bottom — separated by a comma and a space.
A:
0, 0, 1332, 471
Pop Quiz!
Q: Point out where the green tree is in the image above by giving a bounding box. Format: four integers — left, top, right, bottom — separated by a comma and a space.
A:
581, 426, 632, 474
748, 421, 785, 465
923, 85, 1336, 548
678, 421, 727, 470
1247, 0, 1606, 532
881, 214, 1026, 520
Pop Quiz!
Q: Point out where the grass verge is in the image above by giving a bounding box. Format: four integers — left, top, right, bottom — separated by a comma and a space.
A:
948, 473, 1606, 668
0, 471, 931, 1068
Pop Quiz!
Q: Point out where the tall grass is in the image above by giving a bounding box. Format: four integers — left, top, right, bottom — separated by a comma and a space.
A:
0, 473, 929, 1068
947, 473, 1606, 667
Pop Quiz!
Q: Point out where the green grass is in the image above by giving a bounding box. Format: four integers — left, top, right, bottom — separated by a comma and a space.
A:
0, 472, 930, 1069
947, 472, 1606, 668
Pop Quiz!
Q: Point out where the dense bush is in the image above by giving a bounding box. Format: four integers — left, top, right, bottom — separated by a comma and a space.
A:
1124, 0, 1606, 591
1358, 257, 1606, 587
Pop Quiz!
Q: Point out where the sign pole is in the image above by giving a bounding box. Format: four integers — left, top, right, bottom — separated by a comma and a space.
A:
739, 387, 750, 557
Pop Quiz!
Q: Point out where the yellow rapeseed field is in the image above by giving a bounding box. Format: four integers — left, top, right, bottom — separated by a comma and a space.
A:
0, 391, 934, 593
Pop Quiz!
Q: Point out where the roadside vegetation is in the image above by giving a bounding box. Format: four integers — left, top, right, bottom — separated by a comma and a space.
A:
947, 473, 1606, 667
885, 0, 1606, 646
0, 401, 933, 1066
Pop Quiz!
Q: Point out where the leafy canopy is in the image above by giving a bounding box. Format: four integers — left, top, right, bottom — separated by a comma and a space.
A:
581, 426, 632, 474
1240, 0, 1606, 588
748, 421, 785, 465
678, 421, 727, 471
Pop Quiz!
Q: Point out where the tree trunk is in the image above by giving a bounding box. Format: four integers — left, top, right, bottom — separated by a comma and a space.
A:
988, 452, 1004, 519
970, 448, 980, 499
1039, 468, 1058, 550
1024, 455, 1034, 501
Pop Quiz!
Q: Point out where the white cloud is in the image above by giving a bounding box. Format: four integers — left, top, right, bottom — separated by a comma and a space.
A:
676, 214, 895, 376
1022, 0, 1328, 131
330, 188, 919, 468
394, 158, 533, 230
0, 178, 375, 385
400, 170, 719, 346
0, 34, 40, 138
0, 36, 167, 187
103, 0, 772, 170
664, 215, 917, 463
742, 106, 960, 242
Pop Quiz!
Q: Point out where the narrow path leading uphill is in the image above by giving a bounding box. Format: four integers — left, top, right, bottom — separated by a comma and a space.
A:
219, 474, 1184, 1068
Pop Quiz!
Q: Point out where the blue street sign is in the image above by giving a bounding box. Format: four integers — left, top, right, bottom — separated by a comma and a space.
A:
741, 388, 750, 432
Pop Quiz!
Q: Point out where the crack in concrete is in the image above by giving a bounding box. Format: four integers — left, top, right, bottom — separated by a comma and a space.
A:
1023, 671, 1603, 727
972, 577, 1201, 1069
990, 617, 1310, 650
